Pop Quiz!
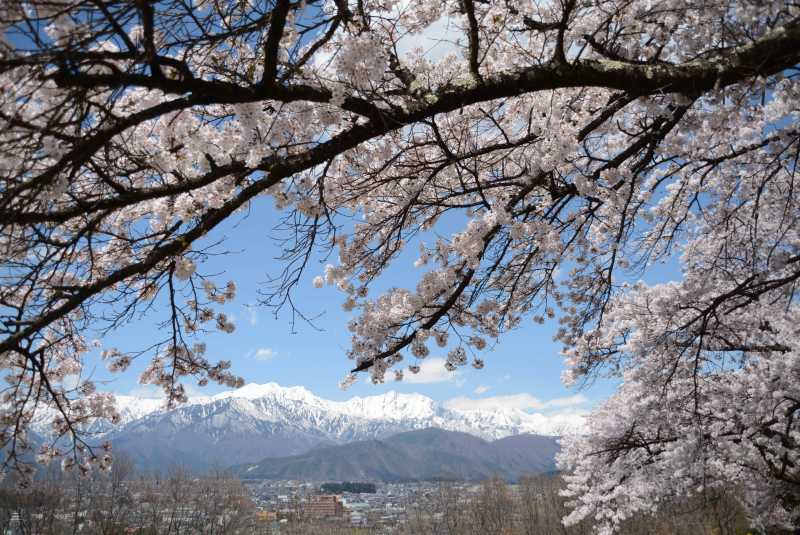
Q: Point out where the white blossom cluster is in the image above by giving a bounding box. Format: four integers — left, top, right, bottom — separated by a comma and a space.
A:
556, 109, 800, 530
0, 0, 798, 526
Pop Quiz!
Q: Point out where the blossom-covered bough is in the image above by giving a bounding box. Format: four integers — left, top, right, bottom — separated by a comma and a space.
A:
0, 0, 799, 529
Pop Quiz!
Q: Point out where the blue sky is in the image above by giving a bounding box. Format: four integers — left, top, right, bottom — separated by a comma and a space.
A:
88, 194, 588, 402
80, 190, 681, 425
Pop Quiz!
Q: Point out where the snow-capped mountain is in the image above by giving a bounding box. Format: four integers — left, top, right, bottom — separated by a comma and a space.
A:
112, 395, 169, 425
57, 383, 583, 471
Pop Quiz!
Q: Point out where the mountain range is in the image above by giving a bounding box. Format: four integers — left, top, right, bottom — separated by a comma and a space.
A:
34, 383, 580, 473
233, 428, 560, 482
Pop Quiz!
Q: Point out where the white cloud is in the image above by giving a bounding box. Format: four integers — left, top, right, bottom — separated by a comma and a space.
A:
473, 385, 490, 395
444, 393, 588, 412
395, 15, 462, 62
253, 347, 277, 361
545, 394, 588, 408
445, 393, 544, 411
61, 374, 81, 391
244, 306, 258, 326
125, 385, 164, 399
403, 357, 462, 384
444, 392, 590, 435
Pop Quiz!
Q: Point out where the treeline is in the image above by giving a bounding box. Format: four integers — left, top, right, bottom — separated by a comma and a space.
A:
0, 461, 794, 535
400, 475, 788, 535
0, 456, 259, 535
320, 482, 376, 494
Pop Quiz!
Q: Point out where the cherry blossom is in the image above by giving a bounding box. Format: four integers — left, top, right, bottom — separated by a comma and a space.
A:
0, 0, 798, 525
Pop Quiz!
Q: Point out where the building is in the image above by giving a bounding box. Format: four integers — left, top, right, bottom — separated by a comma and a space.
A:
306, 495, 344, 517
4, 513, 20, 535
256, 510, 278, 522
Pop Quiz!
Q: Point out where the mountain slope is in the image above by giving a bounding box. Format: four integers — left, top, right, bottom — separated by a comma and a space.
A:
32, 383, 582, 472
233, 428, 559, 482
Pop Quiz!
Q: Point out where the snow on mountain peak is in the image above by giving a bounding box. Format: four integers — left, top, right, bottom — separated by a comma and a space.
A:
338, 390, 436, 420
210, 382, 315, 402
90, 382, 583, 448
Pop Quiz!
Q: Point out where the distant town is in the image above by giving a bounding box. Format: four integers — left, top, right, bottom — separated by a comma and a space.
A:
244, 479, 452, 531
0, 469, 753, 535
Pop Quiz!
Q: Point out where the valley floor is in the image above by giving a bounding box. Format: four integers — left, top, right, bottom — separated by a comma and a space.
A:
0, 468, 787, 535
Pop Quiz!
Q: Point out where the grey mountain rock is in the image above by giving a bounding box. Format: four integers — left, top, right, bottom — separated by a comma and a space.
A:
233, 428, 560, 482
33, 383, 580, 472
